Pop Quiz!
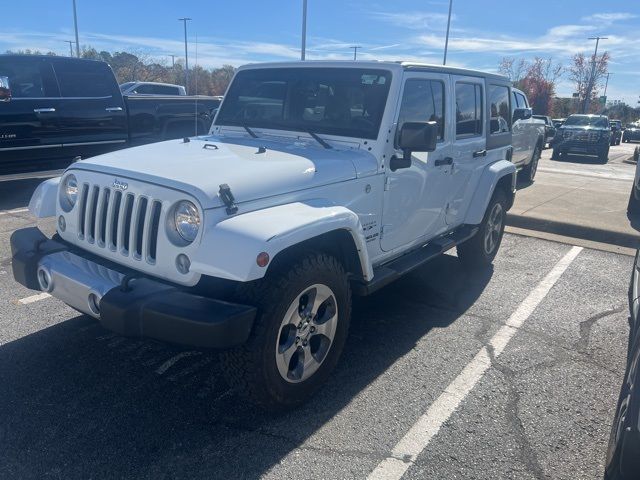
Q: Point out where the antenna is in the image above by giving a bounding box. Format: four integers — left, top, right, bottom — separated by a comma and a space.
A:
194, 33, 198, 138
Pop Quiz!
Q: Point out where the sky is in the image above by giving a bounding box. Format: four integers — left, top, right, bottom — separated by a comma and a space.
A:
1, 0, 638, 105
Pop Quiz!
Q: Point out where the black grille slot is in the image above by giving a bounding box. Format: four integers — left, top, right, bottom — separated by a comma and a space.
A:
109, 190, 122, 250
148, 201, 162, 262
98, 188, 110, 246
78, 184, 89, 238
134, 197, 148, 257
122, 193, 134, 253
87, 186, 100, 242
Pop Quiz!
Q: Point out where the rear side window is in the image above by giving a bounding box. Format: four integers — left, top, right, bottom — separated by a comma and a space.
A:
0, 59, 58, 98
397, 79, 445, 141
455, 82, 483, 137
53, 60, 116, 98
488, 85, 511, 134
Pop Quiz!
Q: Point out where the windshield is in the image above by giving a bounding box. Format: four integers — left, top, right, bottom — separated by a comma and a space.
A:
564, 115, 609, 128
215, 68, 392, 140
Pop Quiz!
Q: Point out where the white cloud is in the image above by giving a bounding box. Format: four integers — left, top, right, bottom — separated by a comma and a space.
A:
582, 12, 637, 23
370, 11, 454, 30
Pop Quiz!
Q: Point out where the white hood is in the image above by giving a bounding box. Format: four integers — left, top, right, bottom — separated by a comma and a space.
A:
70, 135, 378, 209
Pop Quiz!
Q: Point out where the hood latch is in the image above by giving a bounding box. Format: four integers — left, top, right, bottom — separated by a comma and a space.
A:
219, 184, 238, 215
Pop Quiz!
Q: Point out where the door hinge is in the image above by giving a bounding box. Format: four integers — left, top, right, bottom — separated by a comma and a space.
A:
380, 225, 389, 239
384, 177, 392, 191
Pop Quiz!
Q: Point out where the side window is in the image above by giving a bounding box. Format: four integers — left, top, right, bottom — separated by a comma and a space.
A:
488, 84, 511, 134
133, 84, 154, 94
512, 91, 520, 108
397, 79, 445, 141
0, 59, 57, 98
152, 85, 179, 95
516, 92, 528, 108
53, 61, 116, 98
455, 82, 483, 138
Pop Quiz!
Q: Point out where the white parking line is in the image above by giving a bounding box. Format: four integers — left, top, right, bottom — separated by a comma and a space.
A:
155, 351, 202, 375
368, 246, 583, 480
0, 207, 29, 216
17, 292, 51, 305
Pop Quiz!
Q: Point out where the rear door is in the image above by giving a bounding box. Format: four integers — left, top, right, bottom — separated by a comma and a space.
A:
445, 76, 487, 226
51, 58, 127, 159
0, 57, 63, 167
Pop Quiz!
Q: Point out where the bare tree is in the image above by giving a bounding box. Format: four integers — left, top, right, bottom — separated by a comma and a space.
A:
569, 51, 610, 113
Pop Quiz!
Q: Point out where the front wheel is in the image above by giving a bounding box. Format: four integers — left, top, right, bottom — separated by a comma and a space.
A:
521, 143, 541, 182
599, 146, 610, 163
457, 190, 507, 269
221, 252, 351, 410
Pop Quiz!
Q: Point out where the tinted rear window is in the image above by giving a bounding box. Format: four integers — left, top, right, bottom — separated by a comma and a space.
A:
0, 58, 58, 98
53, 60, 116, 97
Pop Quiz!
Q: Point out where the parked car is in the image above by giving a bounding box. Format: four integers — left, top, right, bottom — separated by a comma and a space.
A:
624, 125, 640, 143
551, 114, 611, 162
510, 88, 546, 183
610, 120, 623, 146
604, 247, 640, 479
120, 81, 186, 96
0, 55, 221, 174
532, 115, 556, 147
552, 118, 566, 129
11, 61, 517, 409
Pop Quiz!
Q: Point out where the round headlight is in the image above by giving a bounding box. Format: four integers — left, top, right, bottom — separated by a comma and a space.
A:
60, 174, 78, 212
174, 200, 200, 243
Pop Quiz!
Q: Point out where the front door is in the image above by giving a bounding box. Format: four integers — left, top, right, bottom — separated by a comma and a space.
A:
0, 57, 62, 168
380, 72, 452, 252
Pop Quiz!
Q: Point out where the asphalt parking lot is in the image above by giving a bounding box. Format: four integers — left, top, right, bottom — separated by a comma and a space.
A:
0, 179, 633, 479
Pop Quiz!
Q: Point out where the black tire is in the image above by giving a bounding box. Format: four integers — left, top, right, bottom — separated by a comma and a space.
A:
521, 142, 541, 182
551, 148, 560, 160
599, 146, 610, 163
221, 252, 351, 410
457, 189, 507, 269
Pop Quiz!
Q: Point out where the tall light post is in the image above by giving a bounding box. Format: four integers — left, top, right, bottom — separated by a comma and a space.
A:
301, 0, 307, 60
603, 72, 612, 98
64, 40, 74, 57
169, 54, 176, 68
443, 0, 453, 65
72, 0, 80, 57
178, 18, 192, 94
350, 46, 361, 60
583, 36, 607, 113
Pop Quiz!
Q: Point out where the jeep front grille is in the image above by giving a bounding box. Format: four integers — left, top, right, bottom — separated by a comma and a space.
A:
77, 184, 162, 263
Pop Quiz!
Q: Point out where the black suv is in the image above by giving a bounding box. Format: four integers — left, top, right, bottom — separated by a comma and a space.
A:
610, 120, 623, 145
625, 124, 640, 143
551, 114, 611, 162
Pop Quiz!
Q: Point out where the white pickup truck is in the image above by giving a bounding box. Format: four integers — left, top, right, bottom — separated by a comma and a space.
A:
11, 61, 518, 409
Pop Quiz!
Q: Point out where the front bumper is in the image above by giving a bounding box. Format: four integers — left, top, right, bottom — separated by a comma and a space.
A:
553, 139, 608, 155
10, 227, 256, 349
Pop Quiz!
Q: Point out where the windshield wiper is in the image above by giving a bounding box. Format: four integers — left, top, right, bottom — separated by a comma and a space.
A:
243, 125, 258, 138
307, 130, 332, 149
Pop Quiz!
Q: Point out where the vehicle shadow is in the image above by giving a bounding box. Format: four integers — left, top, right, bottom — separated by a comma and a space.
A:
551, 153, 607, 165
0, 178, 44, 211
0, 253, 493, 479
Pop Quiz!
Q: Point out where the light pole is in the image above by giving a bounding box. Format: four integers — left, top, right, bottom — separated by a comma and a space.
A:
169, 54, 176, 68
178, 18, 192, 94
72, 0, 80, 57
350, 46, 361, 60
301, 0, 307, 60
603, 72, 612, 98
443, 0, 453, 65
583, 36, 607, 113
64, 40, 74, 57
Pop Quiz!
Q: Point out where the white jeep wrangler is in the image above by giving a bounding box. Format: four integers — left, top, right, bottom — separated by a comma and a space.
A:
11, 61, 517, 409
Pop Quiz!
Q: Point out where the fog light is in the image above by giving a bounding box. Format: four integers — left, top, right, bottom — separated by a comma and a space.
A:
176, 254, 191, 274
58, 215, 66, 232
37, 267, 53, 292
87, 292, 101, 316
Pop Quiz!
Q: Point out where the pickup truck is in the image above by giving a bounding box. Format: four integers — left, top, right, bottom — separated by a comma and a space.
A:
11, 61, 517, 409
510, 88, 545, 183
532, 114, 556, 147
0, 55, 221, 174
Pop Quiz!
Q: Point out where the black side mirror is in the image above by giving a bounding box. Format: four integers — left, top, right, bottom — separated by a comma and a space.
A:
390, 121, 438, 171
0, 76, 11, 102
513, 108, 532, 122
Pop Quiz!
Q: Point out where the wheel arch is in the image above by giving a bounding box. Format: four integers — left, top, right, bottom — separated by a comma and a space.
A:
464, 160, 516, 225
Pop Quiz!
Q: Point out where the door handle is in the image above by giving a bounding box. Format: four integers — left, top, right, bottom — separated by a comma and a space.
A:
105, 107, 123, 112
434, 157, 453, 167
33, 108, 56, 113
473, 149, 487, 158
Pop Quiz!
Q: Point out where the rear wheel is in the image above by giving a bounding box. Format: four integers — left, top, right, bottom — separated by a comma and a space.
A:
221, 252, 351, 410
457, 190, 507, 269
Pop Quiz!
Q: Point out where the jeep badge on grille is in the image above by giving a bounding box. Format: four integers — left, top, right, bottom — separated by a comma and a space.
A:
112, 179, 128, 191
